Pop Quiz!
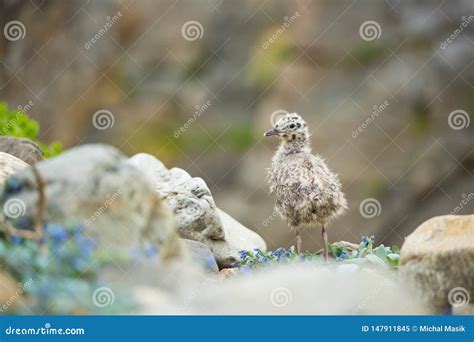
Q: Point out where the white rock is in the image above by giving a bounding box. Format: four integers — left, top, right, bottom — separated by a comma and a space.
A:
0, 152, 29, 184
127, 153, 267, 268
336, 263, 360, 273
135, 263, 428, 315
0, 144, 183, 260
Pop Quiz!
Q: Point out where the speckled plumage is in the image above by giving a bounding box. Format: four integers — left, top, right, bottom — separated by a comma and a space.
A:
265, 113, 347, 257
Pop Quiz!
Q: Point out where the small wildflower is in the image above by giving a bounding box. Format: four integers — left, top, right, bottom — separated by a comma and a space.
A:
144, 244, 157, 258
238, 250, 248, 259
9, 235, 23, 246
75, 235, 96, 257
45, 224, 69, 243
272, 247, 285, 257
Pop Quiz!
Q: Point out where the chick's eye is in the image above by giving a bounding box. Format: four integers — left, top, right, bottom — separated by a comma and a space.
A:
289, 124, 296, 129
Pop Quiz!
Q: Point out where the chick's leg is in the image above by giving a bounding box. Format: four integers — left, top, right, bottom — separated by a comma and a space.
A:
321, 224, 329, 262
295, 227, 302, 255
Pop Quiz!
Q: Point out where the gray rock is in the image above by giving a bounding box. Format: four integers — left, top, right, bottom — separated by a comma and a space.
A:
0, 144, 183, 260
0, 152, 29, 185
182, 239, 218, 273
0, 137, 43, 165
127, 153, 266, 268
399, 215, 474, 312
208, 208, 266, 267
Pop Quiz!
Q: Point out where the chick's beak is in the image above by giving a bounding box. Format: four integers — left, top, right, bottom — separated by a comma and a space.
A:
264, 129, 278, 137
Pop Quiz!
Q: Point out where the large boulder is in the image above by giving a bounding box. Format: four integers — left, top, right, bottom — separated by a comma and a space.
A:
399, 215, 474, 312
0, 137, 43, 165
210, 208, 267, 267
0, 152, 29, 184
127, 153, 266, 268
0, 144, 183, 260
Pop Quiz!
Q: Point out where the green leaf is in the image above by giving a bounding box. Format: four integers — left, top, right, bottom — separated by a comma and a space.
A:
0, 102, 62, 157
387, 253, 400, 267
374, 245, 388, 261
365, 254, 388, 268
391, 245, 400, 254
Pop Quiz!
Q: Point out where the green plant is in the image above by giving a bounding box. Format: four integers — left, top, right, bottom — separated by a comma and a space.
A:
236, 235, 400, 270
0, 102, 62, 158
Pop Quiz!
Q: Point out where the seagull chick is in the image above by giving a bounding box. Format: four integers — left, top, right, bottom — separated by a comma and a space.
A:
264, 112, 347, 261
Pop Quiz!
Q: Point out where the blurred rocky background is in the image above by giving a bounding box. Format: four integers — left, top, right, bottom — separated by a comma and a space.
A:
0, 0, 473, 251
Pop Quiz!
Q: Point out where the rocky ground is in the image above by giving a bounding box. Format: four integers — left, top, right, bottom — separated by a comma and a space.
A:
0, 138, 472, 315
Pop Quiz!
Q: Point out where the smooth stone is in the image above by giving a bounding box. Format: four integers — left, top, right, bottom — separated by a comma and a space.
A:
0, 137, 43, 165
399, 215, 474, 312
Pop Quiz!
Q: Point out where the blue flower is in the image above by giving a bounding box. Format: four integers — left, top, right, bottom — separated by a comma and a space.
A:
339, 251, 348, 260
5, 177, 22, 194
9, 235, 23, 246
272, 247, 285, 257
45, 224, 68, 243
144, 244, 157, 258
75, 235, 96, 257
238, 250, 248, 259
